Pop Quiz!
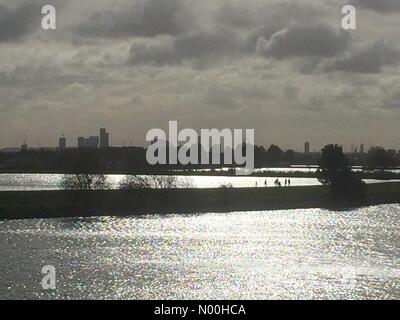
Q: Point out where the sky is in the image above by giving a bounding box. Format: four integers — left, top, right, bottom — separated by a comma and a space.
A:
0, 0, 399, 151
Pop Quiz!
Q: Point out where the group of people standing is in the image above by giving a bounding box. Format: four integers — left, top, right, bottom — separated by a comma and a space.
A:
256, 179, 292, 187
274, 178, 291, 187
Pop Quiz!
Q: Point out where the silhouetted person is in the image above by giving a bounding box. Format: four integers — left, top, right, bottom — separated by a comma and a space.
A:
264, 179, 267, 187
285, 179, 287, 187
288, 179, 291, 187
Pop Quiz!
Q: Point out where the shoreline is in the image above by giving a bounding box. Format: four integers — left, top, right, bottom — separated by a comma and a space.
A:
1, 182, 399, 220
1, 170, 400, 180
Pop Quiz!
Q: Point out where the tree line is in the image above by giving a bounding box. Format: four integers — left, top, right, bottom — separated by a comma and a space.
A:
0, 144, 398, 173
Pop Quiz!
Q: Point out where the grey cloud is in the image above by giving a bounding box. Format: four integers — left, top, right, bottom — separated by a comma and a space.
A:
214, 2, 257, 30
216, 1, 330, 30
256, 24, 351, 59
327, 41, 400, 73
218, 1, 332, 53
0, 65, 60, 88
128, 29, 244, 66
352, 0, 400, 13
78, 0, 194, 38
205, 86, 239, 110
174, 29, 242, 60
128, 37, 178, 66
385, 100, 400, 109
0, 2, 42, 41
283, 84, 299, 100
245, 26, 283, 53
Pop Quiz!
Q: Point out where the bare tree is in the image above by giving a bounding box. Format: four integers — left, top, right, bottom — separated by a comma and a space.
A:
119, 175, 153, 190
152, 176, 178, 189
119, 175, 191, 190
61, 174, 110, 191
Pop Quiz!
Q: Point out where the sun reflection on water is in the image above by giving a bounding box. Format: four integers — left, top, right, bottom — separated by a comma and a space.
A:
0, 204, 399, 299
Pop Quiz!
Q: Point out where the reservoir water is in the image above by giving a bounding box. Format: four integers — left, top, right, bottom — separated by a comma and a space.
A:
0, 173, 398, 191
1, 204, 399, 299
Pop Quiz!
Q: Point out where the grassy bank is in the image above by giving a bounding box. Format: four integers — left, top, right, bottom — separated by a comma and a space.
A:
0, 183, 399, 220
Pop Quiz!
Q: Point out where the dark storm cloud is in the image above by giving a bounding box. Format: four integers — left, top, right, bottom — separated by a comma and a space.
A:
0, 2, 42, 41
214, 2, 256, 30
352, 0, 400, 13
78, 0, 194, 38
128, 29, 243, 66
256, 24, 351, 59
327, 41, 400, 73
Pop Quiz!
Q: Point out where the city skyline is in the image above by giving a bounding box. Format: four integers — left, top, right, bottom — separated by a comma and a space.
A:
0, 0, 399, 150
1, 130, 398, 153
1, 126, 397, 155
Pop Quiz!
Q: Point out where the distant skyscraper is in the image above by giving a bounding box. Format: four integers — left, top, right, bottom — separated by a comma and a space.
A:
304, 142, 310, 154
77, 137, 85, 149
360, 144, 365, 154
21, 142, 28, 152
100, 128, 109, 148
59, 136, 66, 150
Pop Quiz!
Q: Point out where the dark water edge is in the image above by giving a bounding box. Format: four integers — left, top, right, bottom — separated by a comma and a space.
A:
1, 183, 400, 220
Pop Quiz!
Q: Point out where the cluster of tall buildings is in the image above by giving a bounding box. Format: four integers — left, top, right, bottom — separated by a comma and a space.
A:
58, 128, 110, 150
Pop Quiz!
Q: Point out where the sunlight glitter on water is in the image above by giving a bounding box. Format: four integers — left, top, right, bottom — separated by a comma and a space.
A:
0, 204, 399, 299
1, 173, 399, 191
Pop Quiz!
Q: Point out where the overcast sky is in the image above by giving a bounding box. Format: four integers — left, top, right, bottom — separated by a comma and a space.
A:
0, 0, 399, 151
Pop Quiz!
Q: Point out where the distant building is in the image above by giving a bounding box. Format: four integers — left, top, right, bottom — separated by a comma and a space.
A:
360, 144, 365, 154
304, 142, 310, 154
88, 136, 99, 148
100, 128, 109, 148
77, 137, 85, 149
21, 142, 28, 152
78, 136, 99, 149
59, 136, 66, 150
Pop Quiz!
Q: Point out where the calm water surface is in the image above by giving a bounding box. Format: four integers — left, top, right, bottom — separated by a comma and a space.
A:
1, 204, 399, 299
0, 173, 398, 191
